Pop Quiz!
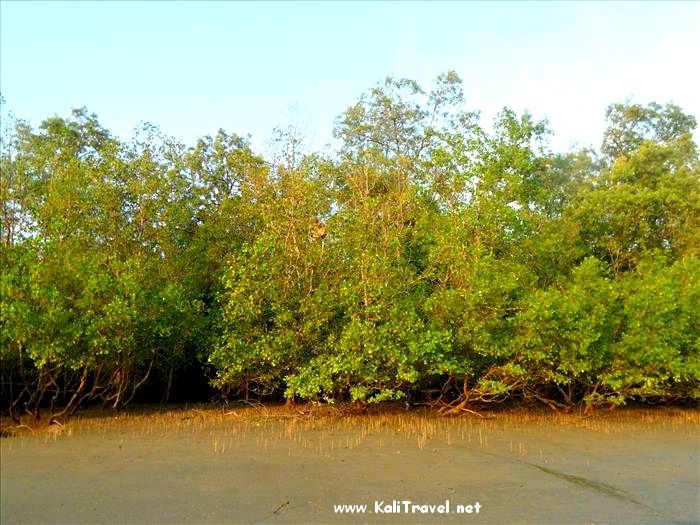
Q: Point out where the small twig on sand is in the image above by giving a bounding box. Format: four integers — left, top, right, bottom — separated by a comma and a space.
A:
273, 501, 290, 514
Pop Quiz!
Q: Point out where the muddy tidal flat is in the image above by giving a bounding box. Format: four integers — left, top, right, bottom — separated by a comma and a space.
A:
1, 406, 698, 525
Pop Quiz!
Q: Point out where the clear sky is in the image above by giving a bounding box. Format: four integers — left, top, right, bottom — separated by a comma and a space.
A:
1, 1, 698, 154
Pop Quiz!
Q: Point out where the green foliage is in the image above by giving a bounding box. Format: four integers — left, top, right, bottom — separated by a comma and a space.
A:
602, 102, 697, 161
1, 78, 698, 416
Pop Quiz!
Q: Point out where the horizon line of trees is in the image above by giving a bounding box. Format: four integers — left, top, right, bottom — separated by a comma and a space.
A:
1, 72, 698, 421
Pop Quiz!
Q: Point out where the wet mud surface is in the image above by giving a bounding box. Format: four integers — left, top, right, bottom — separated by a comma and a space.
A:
1, 407, 698, 524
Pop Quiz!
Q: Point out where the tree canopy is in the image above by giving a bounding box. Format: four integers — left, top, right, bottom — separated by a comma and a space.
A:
1, 74, 698, 421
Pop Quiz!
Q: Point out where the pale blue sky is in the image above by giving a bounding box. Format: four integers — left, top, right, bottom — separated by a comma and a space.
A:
1, 1, 698, 154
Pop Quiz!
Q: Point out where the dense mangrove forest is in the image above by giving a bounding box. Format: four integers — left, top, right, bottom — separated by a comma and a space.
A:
1, 73, 698, 421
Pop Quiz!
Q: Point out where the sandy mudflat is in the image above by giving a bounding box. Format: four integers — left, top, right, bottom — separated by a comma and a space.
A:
1, 406, 698, 524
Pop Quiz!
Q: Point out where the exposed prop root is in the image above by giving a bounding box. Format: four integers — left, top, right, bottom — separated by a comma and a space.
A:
437, 397, 493, 418
532, 394, 572, 413
2, 424, 34, 436
433, 376, 496, 418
